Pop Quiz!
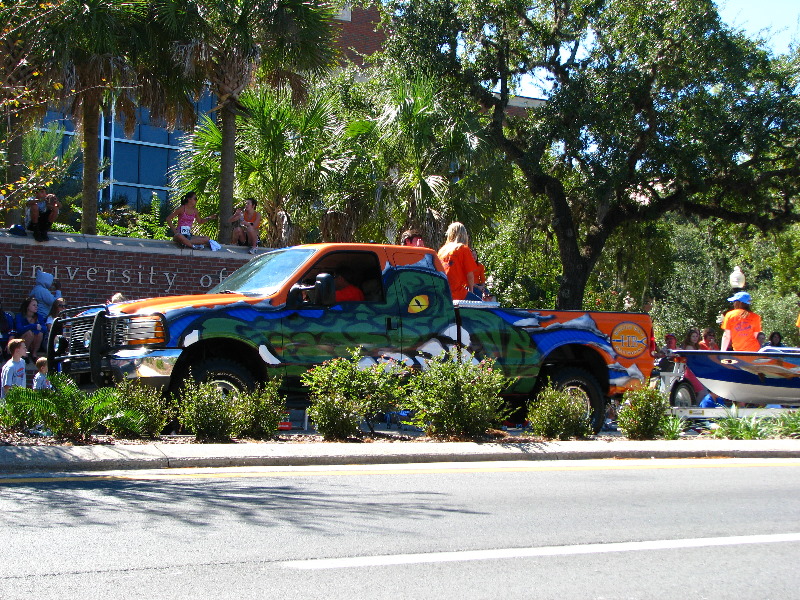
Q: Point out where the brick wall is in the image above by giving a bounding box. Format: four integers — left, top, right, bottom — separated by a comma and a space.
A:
335, 5, 386, 65
0, 232, 252, 313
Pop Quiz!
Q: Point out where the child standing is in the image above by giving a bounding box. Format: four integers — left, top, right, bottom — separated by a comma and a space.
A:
33, 357, 52, 391
1, 339, 27, 399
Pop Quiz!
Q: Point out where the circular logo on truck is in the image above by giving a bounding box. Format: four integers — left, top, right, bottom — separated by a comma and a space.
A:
611, 322, 648, 358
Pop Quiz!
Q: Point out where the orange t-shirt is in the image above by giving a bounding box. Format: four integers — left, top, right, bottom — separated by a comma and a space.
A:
474, 263, 486, 286
335, 284, 364, 302
437, 243, 478, 300
721, 309, 762, 352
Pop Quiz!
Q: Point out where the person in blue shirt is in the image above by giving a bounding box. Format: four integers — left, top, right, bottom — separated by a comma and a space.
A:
30, 270, 62, 321
0, 300, 13, 360
15, 297, 47, 360
1, 339, 27, 399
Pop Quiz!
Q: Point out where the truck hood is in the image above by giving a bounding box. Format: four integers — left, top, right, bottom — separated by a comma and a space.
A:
113, 293, 274, 316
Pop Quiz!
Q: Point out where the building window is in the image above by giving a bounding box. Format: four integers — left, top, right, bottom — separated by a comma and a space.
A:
335, 3, 351, 21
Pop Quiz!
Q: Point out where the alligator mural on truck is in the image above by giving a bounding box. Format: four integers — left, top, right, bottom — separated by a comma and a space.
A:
48, 243, 655, 431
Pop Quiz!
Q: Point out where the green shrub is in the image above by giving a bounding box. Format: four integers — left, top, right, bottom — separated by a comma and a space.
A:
0, 400, 21, 431
177, 378, 240, 441
768, 410, 800, 438
527, 385, 591, 440
302, 348, 408, 440
361, 358, 410, 429
405, 349, 508, 439
661, 414, 687, 440
237, 380, 286, 440
712, 408, 768, 440
617, 387, 669, 440
306, 390, 362, 441
3, 375, 143, 442
111, 379, 172, 438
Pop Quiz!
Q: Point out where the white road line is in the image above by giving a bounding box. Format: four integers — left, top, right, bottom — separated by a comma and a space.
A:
283, 532, 800, 570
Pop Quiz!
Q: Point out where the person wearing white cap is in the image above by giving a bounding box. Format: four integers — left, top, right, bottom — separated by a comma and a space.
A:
720, 291, 762, 352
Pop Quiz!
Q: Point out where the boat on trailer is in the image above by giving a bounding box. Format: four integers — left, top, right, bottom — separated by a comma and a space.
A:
673, 348, 800, 405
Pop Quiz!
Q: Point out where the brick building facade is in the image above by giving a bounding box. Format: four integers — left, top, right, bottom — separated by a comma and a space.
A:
0, 233, 251, 313
335, 4, 386, 64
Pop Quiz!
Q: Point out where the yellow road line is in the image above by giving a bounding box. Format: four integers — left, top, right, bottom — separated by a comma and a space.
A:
2, 459, 800, 485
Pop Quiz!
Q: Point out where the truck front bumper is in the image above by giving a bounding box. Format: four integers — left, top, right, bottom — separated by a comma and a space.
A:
56, 348, 182, 389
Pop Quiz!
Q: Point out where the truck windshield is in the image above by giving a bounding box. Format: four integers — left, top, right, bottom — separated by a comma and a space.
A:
209, 248, 316, 295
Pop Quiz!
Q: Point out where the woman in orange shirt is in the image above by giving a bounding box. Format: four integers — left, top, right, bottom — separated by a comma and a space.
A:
437, 222, 479, 301
721, 291, 762, 352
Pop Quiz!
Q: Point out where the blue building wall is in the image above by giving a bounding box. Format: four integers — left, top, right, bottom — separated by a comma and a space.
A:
43, 92, 216, 212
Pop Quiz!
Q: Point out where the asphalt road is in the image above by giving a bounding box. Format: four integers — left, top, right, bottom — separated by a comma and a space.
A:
2, 459, 799, 599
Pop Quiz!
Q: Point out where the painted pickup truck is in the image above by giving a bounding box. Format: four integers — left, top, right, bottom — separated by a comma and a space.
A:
48, 243, 655, 430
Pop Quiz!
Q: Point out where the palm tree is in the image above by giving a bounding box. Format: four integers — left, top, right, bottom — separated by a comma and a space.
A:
375, 71, 498, 247
39, 0, 154, 235
162, 0, 337, 243
171, 84, 341, 247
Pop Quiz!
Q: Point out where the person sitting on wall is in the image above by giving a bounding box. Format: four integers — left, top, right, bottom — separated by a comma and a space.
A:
167, 191, 219, 249
229, 197, 262, 255
27, 187, 60, 242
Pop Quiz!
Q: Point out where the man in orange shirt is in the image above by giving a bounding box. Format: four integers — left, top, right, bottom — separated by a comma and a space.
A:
333, 268, 364, 302
720, 291, 762, 352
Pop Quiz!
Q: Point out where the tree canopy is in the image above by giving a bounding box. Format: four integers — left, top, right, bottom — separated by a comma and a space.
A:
380, 0, 800, 308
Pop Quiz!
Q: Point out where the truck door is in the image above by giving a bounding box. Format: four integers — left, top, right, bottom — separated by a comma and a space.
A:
281, 250, 403, 382
389, 251, 457, 362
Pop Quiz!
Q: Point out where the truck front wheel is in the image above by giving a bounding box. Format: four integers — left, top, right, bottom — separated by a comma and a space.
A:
550, 367, 606, 434
183, 358, 256, 396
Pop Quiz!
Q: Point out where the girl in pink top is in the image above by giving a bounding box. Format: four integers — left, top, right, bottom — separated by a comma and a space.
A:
167, 192, 218, 248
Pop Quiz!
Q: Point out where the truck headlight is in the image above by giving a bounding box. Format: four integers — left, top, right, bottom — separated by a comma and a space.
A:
125, 315, 167, 346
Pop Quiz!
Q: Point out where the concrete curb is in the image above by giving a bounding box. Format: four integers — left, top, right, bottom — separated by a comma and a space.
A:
2, 439, 800, 473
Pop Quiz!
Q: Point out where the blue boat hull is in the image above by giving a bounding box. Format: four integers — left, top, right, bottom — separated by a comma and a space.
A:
674, 349, 800, 404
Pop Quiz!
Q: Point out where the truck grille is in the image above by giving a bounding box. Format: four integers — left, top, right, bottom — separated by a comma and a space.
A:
63, 316, 94, 355
61, 314, 129, 355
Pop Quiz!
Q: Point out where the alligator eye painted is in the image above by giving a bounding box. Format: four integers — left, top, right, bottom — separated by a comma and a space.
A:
408, 295, 430, 313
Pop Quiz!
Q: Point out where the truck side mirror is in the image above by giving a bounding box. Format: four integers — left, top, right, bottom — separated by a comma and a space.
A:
287, 284, 305, 307
314, 273, 336, 305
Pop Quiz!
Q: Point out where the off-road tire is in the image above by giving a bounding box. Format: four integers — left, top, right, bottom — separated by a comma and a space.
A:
183, 358, 256, 397
550, 367, 606, 434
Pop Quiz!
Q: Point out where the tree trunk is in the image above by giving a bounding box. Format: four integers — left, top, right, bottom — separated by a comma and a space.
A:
81, 99, 100, 235
555, 253, 590, 310
4, 113, 24, 227
320, 210, 354, 242
218, 103, 237, 244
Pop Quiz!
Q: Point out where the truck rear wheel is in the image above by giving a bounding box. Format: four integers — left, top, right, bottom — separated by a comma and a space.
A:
550, 367, 606, 434
185, 358, 256, 396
